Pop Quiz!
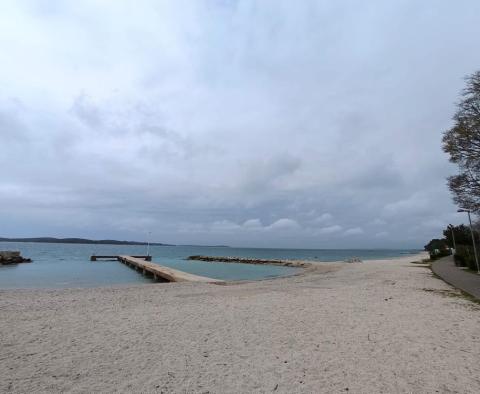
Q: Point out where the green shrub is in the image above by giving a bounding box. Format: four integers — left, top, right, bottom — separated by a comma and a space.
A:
453, 253, 466, 267
455, 244, 480, 270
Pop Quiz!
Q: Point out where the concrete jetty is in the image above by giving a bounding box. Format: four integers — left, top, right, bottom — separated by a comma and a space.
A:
91, 255, 223, 284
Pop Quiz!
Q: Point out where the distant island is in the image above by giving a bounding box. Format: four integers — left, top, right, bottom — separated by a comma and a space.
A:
0, 237, 230, 247
0, 237, 172, 246
179, 244, 230, 248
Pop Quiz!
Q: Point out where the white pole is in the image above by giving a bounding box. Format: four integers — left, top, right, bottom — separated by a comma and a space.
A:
146, 231, 151, 257
466, 211, 480, 274
450, 225, 457, 251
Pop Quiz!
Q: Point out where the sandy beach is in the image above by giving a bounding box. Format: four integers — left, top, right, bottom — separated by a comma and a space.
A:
1, 253, 480, 393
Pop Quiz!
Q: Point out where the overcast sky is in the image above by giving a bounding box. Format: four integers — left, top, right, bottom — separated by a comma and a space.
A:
1, 1, 480, 248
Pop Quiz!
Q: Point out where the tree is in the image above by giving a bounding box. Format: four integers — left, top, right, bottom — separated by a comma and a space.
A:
424, 238, 448, 253
474, 219, 480, 232
442, 71, 480, 213
442, 224, 478, 247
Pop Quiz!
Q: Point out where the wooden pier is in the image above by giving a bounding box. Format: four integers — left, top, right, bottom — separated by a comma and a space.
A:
90, 255, 223, 284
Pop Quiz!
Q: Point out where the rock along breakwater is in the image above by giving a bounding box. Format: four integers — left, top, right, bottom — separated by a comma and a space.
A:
187, 255, 311, 268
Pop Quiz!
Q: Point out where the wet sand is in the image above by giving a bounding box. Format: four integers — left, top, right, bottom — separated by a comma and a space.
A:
1, 253, 479, 393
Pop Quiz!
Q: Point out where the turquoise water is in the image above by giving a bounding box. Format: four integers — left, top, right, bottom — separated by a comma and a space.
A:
0, 242, 420, 289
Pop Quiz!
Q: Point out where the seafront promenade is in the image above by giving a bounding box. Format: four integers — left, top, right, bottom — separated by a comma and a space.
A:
432, 255, 480, 299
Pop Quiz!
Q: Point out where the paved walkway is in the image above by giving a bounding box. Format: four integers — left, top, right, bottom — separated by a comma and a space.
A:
431, 255, 480, 299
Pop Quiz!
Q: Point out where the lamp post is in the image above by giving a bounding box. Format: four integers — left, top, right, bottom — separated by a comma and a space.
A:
448, 224, 457, 252
457, 209, 479, 274
146, 231, 151, 258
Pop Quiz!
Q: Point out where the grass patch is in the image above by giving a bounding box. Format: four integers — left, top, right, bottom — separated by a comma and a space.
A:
422, 287, 480, 307
410, 260, 431, 267
428, 267, 480, 307
410, 258, 432, 264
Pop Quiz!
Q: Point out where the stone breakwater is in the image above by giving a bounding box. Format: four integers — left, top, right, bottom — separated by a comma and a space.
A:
187, 255, 311, 268
0, 251, 32, 265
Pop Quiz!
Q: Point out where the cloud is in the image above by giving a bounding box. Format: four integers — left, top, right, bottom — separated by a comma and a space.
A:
243, 219, 263, 229
370, 218, 387, 226
316, 225, 343, 235
383, 194, 431, 218
1, 1, 479, 247
313, 213, 333, 224
181, 217, 301, 236
71, 94, 103, 128
344, 227, 364, 236
210, 220, 241, 233
266, 218, 300, 231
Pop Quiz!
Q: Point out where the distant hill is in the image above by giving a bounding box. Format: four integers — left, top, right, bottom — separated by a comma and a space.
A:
0, 237, 172, 246
179, 244, 230, 248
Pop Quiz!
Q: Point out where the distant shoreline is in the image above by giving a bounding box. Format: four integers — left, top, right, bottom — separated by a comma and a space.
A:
0, 237, 171, 246
0, 237, 232, 248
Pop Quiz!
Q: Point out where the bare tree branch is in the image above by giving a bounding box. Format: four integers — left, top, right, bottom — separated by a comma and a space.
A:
443, 71, 480, 213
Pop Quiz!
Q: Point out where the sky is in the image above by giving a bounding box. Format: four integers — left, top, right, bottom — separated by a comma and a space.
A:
1, 0, 480, 248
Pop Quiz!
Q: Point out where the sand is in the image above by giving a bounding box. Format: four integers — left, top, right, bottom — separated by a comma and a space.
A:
1, 253, 480, 393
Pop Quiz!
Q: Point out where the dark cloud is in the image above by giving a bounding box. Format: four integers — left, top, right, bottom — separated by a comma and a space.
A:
1, 1, 479, 247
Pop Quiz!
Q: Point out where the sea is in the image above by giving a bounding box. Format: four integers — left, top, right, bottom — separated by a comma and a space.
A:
0, 242, 421, 289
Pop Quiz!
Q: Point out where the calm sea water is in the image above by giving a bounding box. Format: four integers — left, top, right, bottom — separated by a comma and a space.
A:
0, 242, 420, 289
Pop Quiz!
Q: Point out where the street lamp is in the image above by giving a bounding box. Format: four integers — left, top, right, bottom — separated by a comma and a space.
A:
457, 209, 480, 274
146, 231, 151, 258
448, 224, 457, 251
